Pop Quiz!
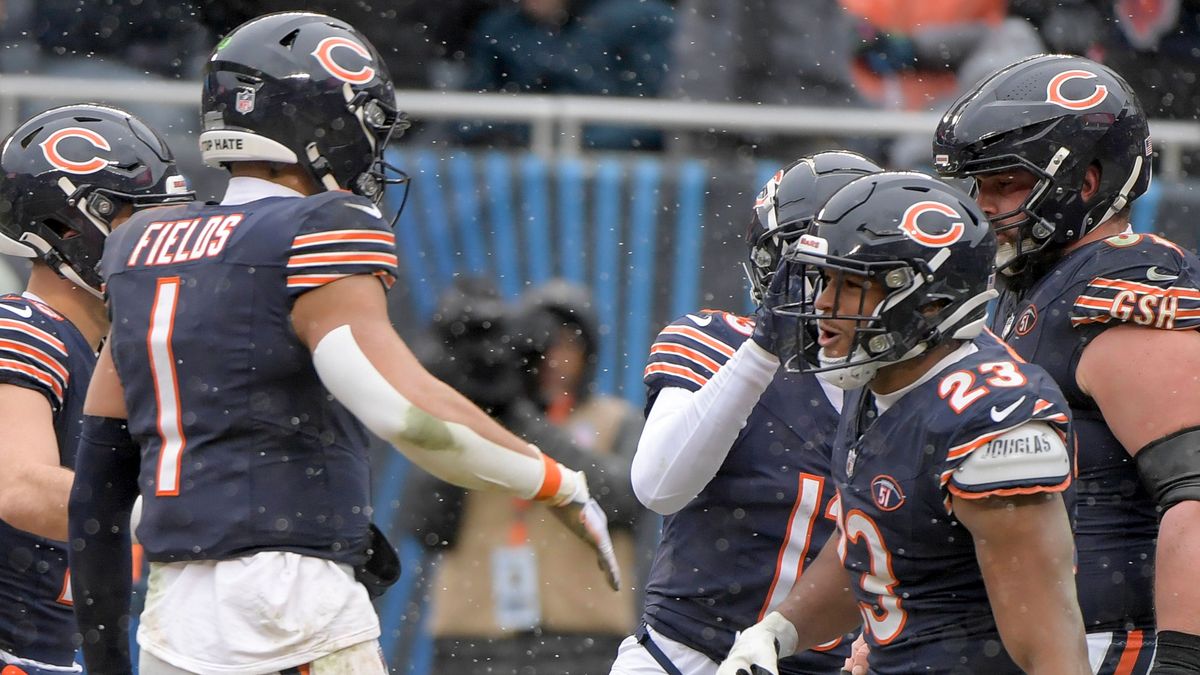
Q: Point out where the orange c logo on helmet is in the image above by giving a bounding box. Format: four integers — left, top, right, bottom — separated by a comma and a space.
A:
311, 36, 376, 85
39, 127, 112, 175
1046, 70, 1109, 111
900, 201, 964, 248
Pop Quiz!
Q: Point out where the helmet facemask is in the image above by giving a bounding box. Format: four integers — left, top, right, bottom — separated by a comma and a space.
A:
773, 240, 995, 389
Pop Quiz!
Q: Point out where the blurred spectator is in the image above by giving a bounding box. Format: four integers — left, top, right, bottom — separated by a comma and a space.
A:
666, 0, 866, 160
843, 0, 1012, 112
1010, 0, 1200, 175
842, 0, 1046, 168
1100, 1, 1200, 122
455, 0, 674, 150
403, 279, 648, 675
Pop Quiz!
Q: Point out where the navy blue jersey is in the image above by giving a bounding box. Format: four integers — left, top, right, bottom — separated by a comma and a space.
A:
832, 333, 1073, 674
640, 310, 849, 673
991, 232, 1200, 633
0, 294, 95, 666
100, 190, 397, 566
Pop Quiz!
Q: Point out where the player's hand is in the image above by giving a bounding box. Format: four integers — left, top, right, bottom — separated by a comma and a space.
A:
751, 258, 803, 366
717, 612, 798, 675
549, 469, 621, 591
842, 634, 869, 675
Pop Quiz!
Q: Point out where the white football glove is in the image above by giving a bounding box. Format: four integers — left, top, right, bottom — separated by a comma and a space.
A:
716, 612, 799, 675
547, 468, 622, 591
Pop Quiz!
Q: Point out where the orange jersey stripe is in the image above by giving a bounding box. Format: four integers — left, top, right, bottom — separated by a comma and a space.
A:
0, 338, 68, 382
1113, 629, 1145, 675
946, 423, 1026, 461
1089, 277, 1200, 299
947, 474, 1071, 502
660, 325, 737, 358
1074, 296, 1113, 309
0, 357, 63, 400
644, 362, 708, 387
0, 319, 66, 354
292, 229, 395, 248
649, 342, 723, 373
287, 252, 398, 267
286, 274, 351, 288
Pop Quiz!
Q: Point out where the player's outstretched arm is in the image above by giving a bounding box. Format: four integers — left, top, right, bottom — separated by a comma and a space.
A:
1078, 324, 1200, 645
69, 342, 139, 675
292, 274, 619, 589
0, 384, 73, 540
717, 536, 861, 675
955, 491, 1089, 675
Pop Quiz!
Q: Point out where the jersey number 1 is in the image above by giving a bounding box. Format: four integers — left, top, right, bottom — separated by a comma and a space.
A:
148, 277, 186, 496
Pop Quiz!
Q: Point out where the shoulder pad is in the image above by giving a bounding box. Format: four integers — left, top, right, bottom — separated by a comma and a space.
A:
1071, 233, 1200, 331
643, 309, 751, 393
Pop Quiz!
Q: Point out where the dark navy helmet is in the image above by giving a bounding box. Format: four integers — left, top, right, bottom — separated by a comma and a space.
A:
0, 104, 194, 295
933, 54, 1151, 281
773, 172, 996, 387
745, 151, 882, 305
201, 12, 408, 204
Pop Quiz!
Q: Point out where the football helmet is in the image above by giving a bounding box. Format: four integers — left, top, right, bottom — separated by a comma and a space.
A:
933, 54, 1151, 281
745, 151, 882, 305
773, 172, 997, 389
201, 12, 408, 204
0, 104, 194, 295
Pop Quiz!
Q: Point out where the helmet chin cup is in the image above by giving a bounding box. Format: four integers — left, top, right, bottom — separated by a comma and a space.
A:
817, 347, 880, 390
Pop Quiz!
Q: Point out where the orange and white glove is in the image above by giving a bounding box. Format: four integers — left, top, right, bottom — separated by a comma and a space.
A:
534, 452, 621, 591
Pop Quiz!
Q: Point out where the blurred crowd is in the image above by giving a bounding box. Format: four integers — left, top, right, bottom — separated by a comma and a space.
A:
1, 0, 1197, 162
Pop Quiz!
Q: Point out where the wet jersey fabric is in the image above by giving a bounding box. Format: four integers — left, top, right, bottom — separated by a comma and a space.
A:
832, 333, 1072, 674
100, 189, 397, 568
641, 309, 849, 673
992, 232, 1200, 634
0, 294, 95, 666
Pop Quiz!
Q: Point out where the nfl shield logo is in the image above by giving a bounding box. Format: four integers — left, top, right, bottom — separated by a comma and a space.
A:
846, 446, 858, 478
236, 88, 255, 114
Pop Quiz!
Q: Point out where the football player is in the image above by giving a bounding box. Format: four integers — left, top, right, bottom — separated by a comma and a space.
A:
0, 104, 193, 674
933, 54, 1200, 674
609, 151, 881, 675
66, 12, 619, 675
718, 172, 1090, 674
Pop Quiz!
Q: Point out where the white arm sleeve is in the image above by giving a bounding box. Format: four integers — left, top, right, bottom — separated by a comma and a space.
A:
631, 340, 779, 515
312, 325, 583, 503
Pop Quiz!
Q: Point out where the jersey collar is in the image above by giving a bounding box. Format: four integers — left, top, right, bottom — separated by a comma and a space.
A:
221, 176, 306, 206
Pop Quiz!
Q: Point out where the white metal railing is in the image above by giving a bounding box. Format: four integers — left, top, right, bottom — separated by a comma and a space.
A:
3, 73, 1199, 177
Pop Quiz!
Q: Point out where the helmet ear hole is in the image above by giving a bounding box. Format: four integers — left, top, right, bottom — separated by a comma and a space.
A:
41, 217, 74, 240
